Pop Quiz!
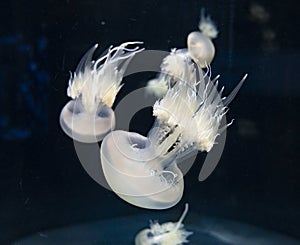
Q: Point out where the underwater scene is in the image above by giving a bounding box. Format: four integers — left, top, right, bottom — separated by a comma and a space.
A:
0, 0, 299, 244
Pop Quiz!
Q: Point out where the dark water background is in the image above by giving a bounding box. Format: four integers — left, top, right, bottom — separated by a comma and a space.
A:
0, 0, 299, 243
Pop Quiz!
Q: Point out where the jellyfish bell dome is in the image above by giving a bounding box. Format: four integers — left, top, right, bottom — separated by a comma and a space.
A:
101, 130, 184, 209
60, 98, 115, 143
187, 31, 215, 68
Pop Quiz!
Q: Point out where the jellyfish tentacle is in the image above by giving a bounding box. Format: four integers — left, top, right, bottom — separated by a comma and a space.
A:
199, 8, 218, 39
223, 74, 248, 106
74, 44, 98, 75
175, 203, 189, 231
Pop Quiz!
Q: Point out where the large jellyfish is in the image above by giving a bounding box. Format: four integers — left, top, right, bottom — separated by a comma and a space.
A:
135, 203, 192, 245
60, 42, 143, 143
101, 55, 247, 209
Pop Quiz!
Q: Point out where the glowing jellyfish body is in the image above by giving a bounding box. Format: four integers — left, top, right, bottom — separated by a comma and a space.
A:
60, 42, 143, 143
101, 130, 184, 209
187, 31, 215, 68
146, 49, 188, 97
135, 203, 192, 245
101, 57, 247, 209
187, 9, 218, 68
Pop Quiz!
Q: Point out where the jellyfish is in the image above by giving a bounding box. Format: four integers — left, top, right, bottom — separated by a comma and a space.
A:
146, 9, 218, 97
187, 32, 215, 68
60, 42, 143, 143
198, 9, 218, 39
101, 56, 247, 209
187, 9, 218, 68
146, 48, 189, 97
135, 203, 193, 245
145, 77, 168, 98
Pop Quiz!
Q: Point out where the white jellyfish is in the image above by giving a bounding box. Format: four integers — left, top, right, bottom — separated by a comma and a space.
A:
198, 8, 218, 39
146, 77, 168, 98
59, 42, 143, 143
146, 49, 189, 97
187, 9, 218, 68
101, 57, 247, 209
146, 9, 218, 97
187, 31, 215, 68
135, 203, 193, 245
160, 49, 190, 81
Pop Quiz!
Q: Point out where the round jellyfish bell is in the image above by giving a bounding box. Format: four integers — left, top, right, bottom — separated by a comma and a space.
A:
59, 42, 143, 143
187, 9, 218, 68
135, 203, 193, 245
101, 130, 184, 209
187, 31, 215, 68
60, 98, 116, 143
101, 58, 247, 209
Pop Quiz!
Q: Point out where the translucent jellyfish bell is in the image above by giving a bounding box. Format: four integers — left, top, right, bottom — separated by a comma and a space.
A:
101, 58, 247, 209
60, 98, 116, 143
135, 203, 193, 245
101, 129, 184, 209
187, 9, 218, 68
60, 42, 143, 143
187, 31, 215, 68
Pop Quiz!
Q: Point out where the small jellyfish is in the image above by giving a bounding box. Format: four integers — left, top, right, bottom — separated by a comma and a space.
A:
187, 9, 218, 68
146, 49, 189, 97
101, 58, 247, 209
135, 203, 193, 245
187, 32, 215, 68
59, 42, 143, 143
146, 77, 168, 98
147, 9, 219, 97
160, 49, 189, 81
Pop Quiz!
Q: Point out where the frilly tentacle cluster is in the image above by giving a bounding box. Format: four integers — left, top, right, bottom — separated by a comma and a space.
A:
198, 8, 218, 39
135, 203, 192, 244
146, 221, 192, 244
146, 49, 189, 98
160, 49, 189, 80
153, 59, 247, 153
67, 42, 143, 113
